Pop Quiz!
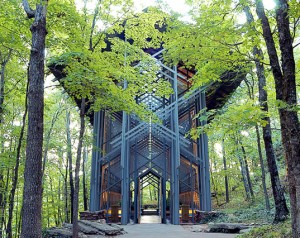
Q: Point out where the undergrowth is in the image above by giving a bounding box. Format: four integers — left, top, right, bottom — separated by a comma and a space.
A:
237, 220, 292, 238
210, 195, 292, 237
213, 196, 276, 224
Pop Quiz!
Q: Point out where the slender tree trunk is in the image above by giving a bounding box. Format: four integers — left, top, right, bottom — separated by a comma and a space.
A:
15, 188, 20, 238
222, 140, 229, 203
17, 205, 22, 238
72, 98, 86, 238
0, 63, 4, 123
255, 126, 270, 211
46, 195, 50, 228
0, 169, 10, 235
0, 136, 11, 236
239, 158, 250, 200
64, 156, 69, 223
211, 157, 220, 206
0, 50, 12, 238
244, 2, 289, 222
66, 111, 74, 223
0, 49, 12, 123
0, 145, 6, 238
21, 1, 48, 237
6, 80, 29, 238
259, 77, 288, 220
240, 142, 254, 198
149, 186, 152, 201
42, 106, 62, 177
0, 172, 4, 238
255, 0, 299, 227
236, 138, 251, 200
82, 147, 88, 211
58, 179, 62, 225
49, 177, 58, 226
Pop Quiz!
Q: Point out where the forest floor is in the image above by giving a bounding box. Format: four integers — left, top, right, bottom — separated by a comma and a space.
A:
116, 223, 237, 238
208, 196, 292, 238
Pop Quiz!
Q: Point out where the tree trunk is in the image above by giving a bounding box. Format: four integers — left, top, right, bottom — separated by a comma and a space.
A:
15, 188, 20, 238
236, 138, 251, 200
6, 79, 29, 238
49, 176, 59, 226
0, 172, 4, 238
149, 186, 152, 201
274, 0, 300, 235
258, 66, 288, 220
46, 194, 50, 228
0, 139, 10, 237
0, 50, 12, 238
210, 157, 219, 206
72, 98, 86, 238
17, 205, 22, 237
222, 140, 229, 203
64, 156, 69, 223
238, 155, 250, 200
0, 148, 5, 238
244, 2, 288, 221
1, 125, 17, 238
42, 105, 62, 177
66, 110, 74, 223
82, 147, 88, 211
21, 1, 48, 237
240, 143, 254, 198
255, 0, 299, 227
0, 49, 12, 124
256, 126, 271, 211
58, 179, 62, 225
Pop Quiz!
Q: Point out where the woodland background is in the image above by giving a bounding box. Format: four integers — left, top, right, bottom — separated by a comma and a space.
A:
0, 0, 299, 237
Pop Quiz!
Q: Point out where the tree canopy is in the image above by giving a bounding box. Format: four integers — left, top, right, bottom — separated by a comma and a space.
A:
0, 0, 299, 237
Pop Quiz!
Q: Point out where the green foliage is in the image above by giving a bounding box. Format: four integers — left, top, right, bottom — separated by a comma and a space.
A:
237, 220, 292, 238
125, 7, 168, 49
0, 0, 298, 236
190, 88, 269, 140
163, 0, 251, 88
214, 194, 281, 224
46, 2, 175, 123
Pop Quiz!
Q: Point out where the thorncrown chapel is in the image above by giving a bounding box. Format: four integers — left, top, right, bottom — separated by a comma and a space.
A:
49, 20, 244, 226
88, 47, 244, 225
90, 48, 212, 225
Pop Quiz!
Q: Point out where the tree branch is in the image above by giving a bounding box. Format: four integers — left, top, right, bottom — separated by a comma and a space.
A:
293, 42, 300, 49
22, 0, 35, 18
89, 0, 103, 51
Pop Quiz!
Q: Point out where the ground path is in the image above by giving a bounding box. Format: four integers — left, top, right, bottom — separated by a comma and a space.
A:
117, 223, 237, 238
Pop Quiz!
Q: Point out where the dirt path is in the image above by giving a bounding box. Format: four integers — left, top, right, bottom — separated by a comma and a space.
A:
117, 224, 237, 238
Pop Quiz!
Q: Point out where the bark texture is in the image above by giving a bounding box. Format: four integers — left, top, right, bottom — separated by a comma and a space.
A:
274, 0, 300, 235
0, 172, 4, 238
42, 106, 62, 177
6, 80, 29, 238
240, 143, 254, 198
72, 98, 86, 238
66, 110, 74, 223
236, 140, 251, 200
222, 140, 229, 203
0, 49, 12, 123
83, 147, 88, 211
244, 4, 288, 220
64, 157, 69, 223
255, 126, 270, 210
256, 0, 300, 231
21, 2, 47, 238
